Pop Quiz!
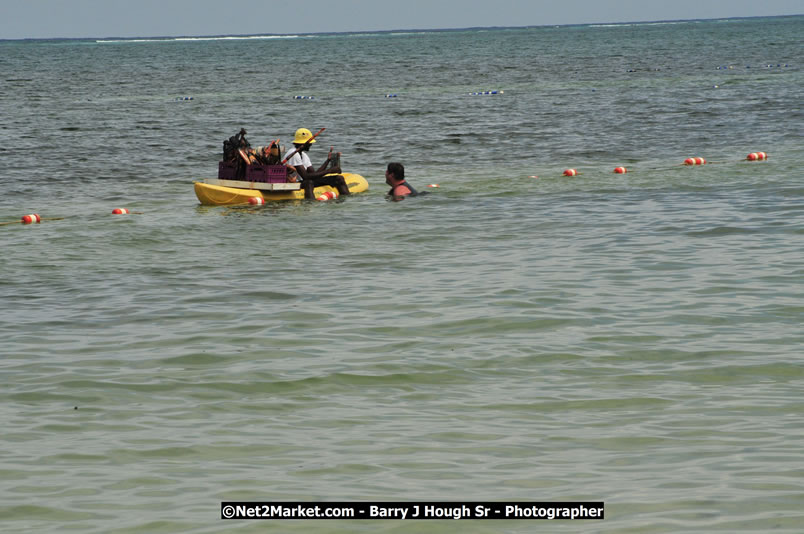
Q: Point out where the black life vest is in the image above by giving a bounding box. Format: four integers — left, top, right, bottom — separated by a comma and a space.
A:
388, 181, 418, 197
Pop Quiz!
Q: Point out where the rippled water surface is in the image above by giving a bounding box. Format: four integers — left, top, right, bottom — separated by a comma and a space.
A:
1, 16, 803, 533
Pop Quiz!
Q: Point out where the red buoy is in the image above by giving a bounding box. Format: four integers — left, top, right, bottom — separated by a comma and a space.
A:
112, 208, 130, 215
747, 152, 768, 161
21, 214, 41, 224
427, 184, 440, 188
614, 166, 627, 174
248, 197, 265, 205
563, 169, 578, 177
316, 191, 338, 202
684, 157, 706, 166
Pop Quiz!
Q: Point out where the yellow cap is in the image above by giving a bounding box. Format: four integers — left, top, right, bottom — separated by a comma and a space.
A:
293, 128, 316, 144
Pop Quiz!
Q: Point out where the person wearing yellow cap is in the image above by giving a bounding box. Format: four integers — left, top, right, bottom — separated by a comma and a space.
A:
284, 128, 350, 200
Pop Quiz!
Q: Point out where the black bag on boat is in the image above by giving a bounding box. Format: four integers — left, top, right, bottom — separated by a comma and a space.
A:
222, 128, 250, 161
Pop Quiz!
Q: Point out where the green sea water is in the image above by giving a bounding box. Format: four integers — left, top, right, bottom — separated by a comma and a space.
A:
1, 16, 803, 533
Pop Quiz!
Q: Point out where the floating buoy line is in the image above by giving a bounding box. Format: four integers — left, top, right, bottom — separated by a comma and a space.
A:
1, 150, 775, 226
111, 207, 145, 214
0, 213, 60, 226
176, 73, 795, 103
1, 209, 142, 227
553, 152, 769, 177
287, 90, 507, 100
684, 157, 707, 166
716, 64, 791, 70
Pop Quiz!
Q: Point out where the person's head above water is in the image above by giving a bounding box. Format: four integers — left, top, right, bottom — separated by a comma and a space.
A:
386, 162, 404, 183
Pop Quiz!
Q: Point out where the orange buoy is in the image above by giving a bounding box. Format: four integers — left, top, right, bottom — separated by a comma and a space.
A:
427, 184, 440, 188
747, 152, 768, 161
316, 191, 338, 202
112, 208, 130, 215
684, 157, 706, 166
563, 169, 578, 177
614, 166, 627, 174
21, 214, 41, 224
248, 197, 265, 205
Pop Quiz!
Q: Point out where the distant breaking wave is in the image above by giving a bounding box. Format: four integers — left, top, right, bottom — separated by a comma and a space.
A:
96, 35, 299, 43
96, 30, 445, 44
586, 16, 781, 28
588, 21, 700, 28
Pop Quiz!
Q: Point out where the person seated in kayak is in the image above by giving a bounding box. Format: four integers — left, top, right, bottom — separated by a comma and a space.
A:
385, 162, 418, 201
284, 128, 350, 200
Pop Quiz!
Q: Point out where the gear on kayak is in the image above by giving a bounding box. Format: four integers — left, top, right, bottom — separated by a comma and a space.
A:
194, 127, 368, 205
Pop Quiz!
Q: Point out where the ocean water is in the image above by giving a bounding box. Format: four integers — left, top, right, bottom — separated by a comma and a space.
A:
1, 16, 802, 533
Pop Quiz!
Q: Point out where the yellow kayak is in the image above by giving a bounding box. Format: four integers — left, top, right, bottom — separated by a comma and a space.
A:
194, 173, 369, 206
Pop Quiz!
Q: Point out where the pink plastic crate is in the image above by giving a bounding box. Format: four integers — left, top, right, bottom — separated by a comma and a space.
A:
218, 161, 237, 180
267, 165, 288, 183
246, 164, 287, 183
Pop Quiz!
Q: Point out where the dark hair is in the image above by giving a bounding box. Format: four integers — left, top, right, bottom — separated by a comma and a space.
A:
387, 162, 404, 180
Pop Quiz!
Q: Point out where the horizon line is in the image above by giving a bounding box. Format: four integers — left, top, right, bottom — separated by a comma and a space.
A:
1, 13, 801, 42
